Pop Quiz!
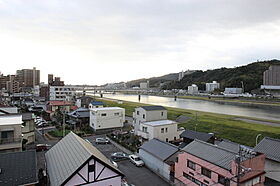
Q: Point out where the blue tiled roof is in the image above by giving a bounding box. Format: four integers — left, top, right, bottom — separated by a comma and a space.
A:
90, 101, 104, 105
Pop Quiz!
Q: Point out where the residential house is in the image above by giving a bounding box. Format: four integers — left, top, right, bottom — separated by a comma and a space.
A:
21, 112, 35, 144
89, 101, 104, 109
45, 132, 124, 186
133, 106, 183, 142
75, 96, 94, 108
0, 150, 38, 185
0, 114, 22, 153
47, 100, 73, 117
179, 129, 215, 148
139, 139, 179, 182
176, 140, 266, 186
67, 107, 89, 126
254, 137, 280, 185
89, 107, 125, 131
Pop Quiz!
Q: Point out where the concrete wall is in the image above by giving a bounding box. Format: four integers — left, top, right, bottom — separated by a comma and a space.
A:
139, 149, 170, 181
0, 124, 22, 152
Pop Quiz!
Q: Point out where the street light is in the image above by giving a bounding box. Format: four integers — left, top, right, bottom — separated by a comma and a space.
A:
256, 134, 262, 146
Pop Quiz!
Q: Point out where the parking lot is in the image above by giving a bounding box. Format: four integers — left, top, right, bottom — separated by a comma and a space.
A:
85, 135, 170, 186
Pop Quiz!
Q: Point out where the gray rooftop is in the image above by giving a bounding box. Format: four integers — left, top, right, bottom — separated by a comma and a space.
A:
45, 132, 123, 186
141, 106, 166, 111
0, 150, 38, 186
182, 140, 238, 170
68, 108, 89, 118
180, 129, 214, 142
254, 137, 280, 162
140, 138, 179, 161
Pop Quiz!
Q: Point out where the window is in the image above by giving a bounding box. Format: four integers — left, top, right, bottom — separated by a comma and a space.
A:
101, 113, 106, 116
161, 112, 164, 116
22, 122, 26, 126
201, 167, 211, 178
187, 160, 196, 170
142, 126, 147, 133
165, 128, 168, 132
88, 164, 94, 172
174, 137, 176, 140
218, 175, 230, 186
114, 112, 119, 116
244, 176, 260, 186
161, 128, 164, 133
137, 111, 139, 115
143, 114, 145, 119
166, 138, 168, 142
183, 172, 201, 186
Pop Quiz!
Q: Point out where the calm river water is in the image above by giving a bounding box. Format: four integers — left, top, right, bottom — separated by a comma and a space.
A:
102, 94, 280, 121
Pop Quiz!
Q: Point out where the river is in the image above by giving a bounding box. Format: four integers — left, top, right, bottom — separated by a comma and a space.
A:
101, 94, 280, 122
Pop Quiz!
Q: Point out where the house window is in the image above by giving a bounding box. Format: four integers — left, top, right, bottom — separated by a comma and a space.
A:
142, 126, 147, 133
137, 111, 139, 115
201, 167, 211, 178
161, 112, 163, 116
143, 114, 145, 119
88, 164, 94, 172
218, 175, 230, 186
161, 128, 164, 133
166, 138, 168, 142
101, 113, 106, 116
165, 128, 168, 132
174, 137, 176, 140
187, 160, 196, 170
114, 112, 119, 116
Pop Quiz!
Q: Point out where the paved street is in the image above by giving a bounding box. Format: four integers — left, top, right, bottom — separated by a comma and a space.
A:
85, 135, 170, 186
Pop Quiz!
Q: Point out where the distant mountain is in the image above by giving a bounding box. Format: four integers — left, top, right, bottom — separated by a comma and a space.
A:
126, 73, 179, 88
162, 59, 280, 92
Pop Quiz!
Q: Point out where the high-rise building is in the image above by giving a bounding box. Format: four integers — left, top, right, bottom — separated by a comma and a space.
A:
206, 81, 220, 92
6, 75, 20, 93
48, 74, 54, 85
16, 67, 40, 88
263, 65, 280, 86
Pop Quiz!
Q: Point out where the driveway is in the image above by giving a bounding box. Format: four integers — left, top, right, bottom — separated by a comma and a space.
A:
85, 135, 170, 186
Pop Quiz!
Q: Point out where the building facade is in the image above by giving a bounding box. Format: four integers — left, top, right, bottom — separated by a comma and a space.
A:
224, 88, 243, 94
49, 86, 76, 101
22, 113, 35, 144
0, 114, 22, 153
188, 84, 199, 94
206, 81, 220, 92
89, 107, 125, 131
263, 65, 280, 86
16, 67, 40, 88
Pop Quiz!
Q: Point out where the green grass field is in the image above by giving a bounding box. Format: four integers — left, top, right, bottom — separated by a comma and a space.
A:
98, 98, 280, 147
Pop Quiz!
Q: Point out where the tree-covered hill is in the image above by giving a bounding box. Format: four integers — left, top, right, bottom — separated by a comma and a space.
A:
162, 59, 280, 92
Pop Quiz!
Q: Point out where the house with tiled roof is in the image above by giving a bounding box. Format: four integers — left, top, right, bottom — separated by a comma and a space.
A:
45, 132, 124, 186
176, 140, 266, 186
254, 137, 280, 185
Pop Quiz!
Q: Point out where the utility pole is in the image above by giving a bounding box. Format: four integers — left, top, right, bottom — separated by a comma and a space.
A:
236, 146, 242, 186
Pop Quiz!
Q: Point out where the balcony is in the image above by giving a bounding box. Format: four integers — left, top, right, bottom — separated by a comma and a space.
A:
137, 130, 149, 139
0, 137, 22, 145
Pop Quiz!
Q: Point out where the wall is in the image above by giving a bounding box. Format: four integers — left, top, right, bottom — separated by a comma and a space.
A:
148, 123, 180, 142
175, 152, 236, 186
0, 124, 22, 152
90, 108, 125, 130
265, 159, 280, 182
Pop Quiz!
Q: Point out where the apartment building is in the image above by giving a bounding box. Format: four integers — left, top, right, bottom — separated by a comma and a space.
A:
22, 113, 35, 144
0, 114, 22, 153
188, 84, 199, 94
89, 107, 125, 131
16, 67, 40, 88
49, 86, 76, 101
176, 140, 265, 186
206, 81, 220, 92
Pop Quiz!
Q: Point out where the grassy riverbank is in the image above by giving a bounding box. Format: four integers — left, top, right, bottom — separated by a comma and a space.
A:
98, 98, 280, 147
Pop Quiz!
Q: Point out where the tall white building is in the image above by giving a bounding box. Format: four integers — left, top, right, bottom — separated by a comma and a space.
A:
206, 81, 220, 92
178, 71, 185, 81
89, 107, 125, 131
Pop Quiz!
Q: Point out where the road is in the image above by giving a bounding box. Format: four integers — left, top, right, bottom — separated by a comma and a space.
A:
85, 135, 170, 186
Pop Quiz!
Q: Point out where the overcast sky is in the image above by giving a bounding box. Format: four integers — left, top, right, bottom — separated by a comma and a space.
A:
0, 0, 280, 85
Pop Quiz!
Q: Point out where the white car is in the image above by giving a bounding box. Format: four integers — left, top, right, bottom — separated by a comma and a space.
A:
128, 155, 144, 167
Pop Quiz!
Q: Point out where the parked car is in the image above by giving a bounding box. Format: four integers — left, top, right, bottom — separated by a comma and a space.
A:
95, 138, 110, 144
128, 155, 144, 167
36, 144, 51, 151
111, 152, 128, 161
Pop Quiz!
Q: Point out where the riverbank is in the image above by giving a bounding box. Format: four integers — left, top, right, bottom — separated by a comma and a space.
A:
97, 97, 280, 147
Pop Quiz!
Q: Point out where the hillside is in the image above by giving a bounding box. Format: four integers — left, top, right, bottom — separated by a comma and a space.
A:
162, 59, 280, 92
126, 73, 179, 88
